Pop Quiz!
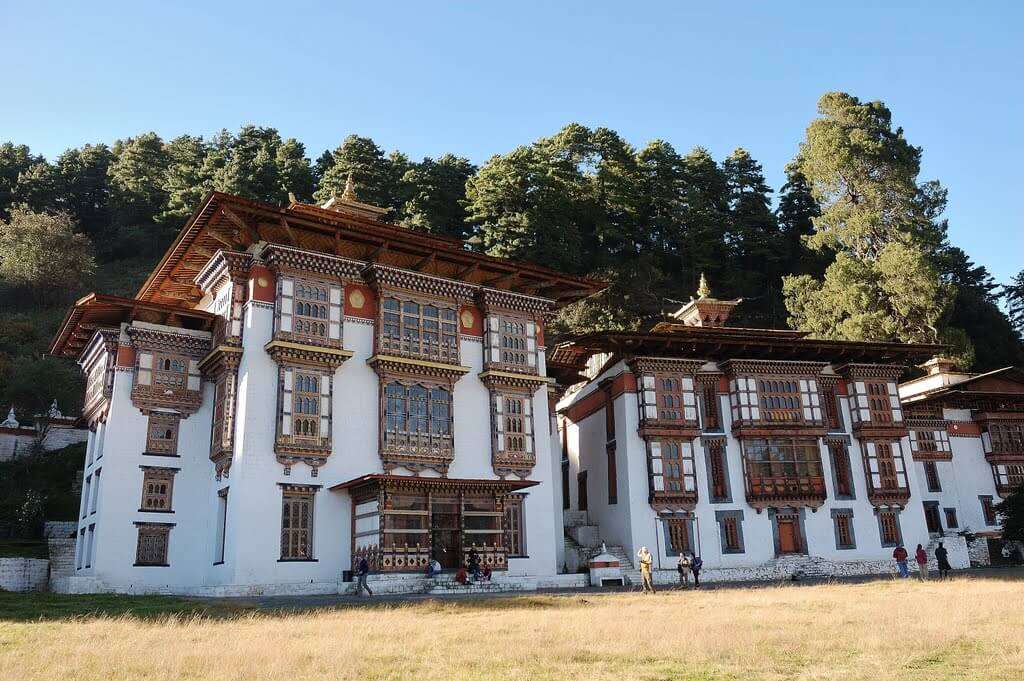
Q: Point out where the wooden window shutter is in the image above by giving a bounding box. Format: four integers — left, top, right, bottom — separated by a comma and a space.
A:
493, 393, 504, 452
887, 382, 903, 422
281, 368, 294, 436
328, 285, 343, 341
136, 352, 153, 386
187, 359, 201, 392
279, 277, 294, 333
641, 375, 658, 420
523, 395, 534, 453
319, 373, 331, 442
650, 440, 664, 491
526, 321, 537, 368
487, 315, 501, 364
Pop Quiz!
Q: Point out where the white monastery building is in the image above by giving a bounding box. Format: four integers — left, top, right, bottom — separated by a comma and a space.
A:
50, 189, 1019, 595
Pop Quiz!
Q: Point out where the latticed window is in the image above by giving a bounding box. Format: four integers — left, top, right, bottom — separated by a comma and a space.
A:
758, 379, 802, 422
503, 396, 527, 452
916, 430, 938, 453
829, 441, 853, 497
384, 382, 452, 449
211, 375, 228, 454
658, 376, 686, 421
822, 385, 841, 430
876, 442, 900, 489
700, 382, 720, 430
85, 357, 107, 407
744, 438, 824, 486
504, 495, 526, 557
153, 354, 187, 389
707, 439, 728, 501
980, 496, 996, 525
944, 508, 958, 528
924, 461, 941, 492
140, 468, 176, 511
293, 373, 321, 438
866, 381, 894, 423
135, 524, 170, 566
500, 319, 529, 366
146, 412, 179, 455
660, 441, 697, 493
722, 516, 741, 551
834, 512, 854, 549
989, 422, 1024, 454
380, 298, 458, 362
293, 281, 329, 339
665, 518, 692, 555
281, 490, 315, 560
878, 511, 900, 546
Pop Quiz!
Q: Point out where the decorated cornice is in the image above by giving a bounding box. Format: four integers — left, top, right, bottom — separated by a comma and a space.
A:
627, 357, 708, 376
275, 443, 331, 469
381, 443, 455, 475
850, 424, 909, 439
476, 287, 554, 315
839, 363, 905, 381
258, 243, 363, 280
194, 250, 253, 293
126, 325, 212, 357
640, 425, 701, 439
479, 369, 554, 391
721, 359, 828, 377
867, 489, 911, 509
493, 451, 537, 480
732, 425, 828, 439
368, 354, 471, 381
198, 345, 244, 378
905, 417, 948, 430
650, 491, 698, 513
265, 340, 353, 369
365, 263, 476, 302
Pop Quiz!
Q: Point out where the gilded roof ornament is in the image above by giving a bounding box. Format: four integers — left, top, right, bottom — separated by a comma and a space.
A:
697, 272, 711, 299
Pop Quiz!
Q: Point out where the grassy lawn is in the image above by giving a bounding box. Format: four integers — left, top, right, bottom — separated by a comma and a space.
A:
2, 576, 1022, 680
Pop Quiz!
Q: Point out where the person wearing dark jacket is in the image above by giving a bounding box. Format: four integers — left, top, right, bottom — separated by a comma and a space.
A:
935, 542, 953, 579
691, 554, 703, 587
356, 556, 373, 596
915, 544, 929, 581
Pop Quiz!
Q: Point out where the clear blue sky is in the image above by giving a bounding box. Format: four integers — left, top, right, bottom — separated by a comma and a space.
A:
3, 1, 1021, 283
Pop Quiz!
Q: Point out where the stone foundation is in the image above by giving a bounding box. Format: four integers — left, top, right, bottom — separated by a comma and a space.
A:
0, 558, 49, 592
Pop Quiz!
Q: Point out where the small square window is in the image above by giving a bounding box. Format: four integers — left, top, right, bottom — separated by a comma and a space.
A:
146, 412, 180, 455
140, 467, 177, 512
135, 524, 171, 566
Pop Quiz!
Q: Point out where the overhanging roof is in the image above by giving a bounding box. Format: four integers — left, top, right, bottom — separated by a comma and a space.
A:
136, 192, 604, 308
49, 293, 216, 358
902, 366, 1024, 404
331, 474, 539, 493
548, 327, 944, 383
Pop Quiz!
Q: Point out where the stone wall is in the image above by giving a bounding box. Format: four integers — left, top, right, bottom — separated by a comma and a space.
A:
967, 536, 991, 566
48, 538, 77, 580
0, 425, 88, 462
0, 558, 49, 592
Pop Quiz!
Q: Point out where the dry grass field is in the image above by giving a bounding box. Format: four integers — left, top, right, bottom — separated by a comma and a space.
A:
2, 576, 1023, 680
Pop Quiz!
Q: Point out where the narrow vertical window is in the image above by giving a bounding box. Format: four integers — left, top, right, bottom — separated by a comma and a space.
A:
832, 510, 855, 549
281, 489, 315, 560
700, 382, 720, 430
504, 495, 526, 557
607, 446, 617, 505
980, 496, 996, 525
923, 461, 941, 492
707, 439, 729, 502
944, 507, 958, 528
215, 489, 228, 564
878, 511, 901, 547
146, 412, 180, 455
664, 518, 692, 555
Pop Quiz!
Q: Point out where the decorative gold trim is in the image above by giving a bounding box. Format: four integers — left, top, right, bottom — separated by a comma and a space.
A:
367, 354, 471, 378
265, 340, 353, 369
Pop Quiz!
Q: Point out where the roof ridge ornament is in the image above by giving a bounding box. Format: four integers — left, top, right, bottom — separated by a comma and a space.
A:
342, 172, 357, 202
697, 272, 711, 299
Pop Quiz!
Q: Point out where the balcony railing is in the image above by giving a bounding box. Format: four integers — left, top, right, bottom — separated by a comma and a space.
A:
378, 334, 459, 365
867, 486, 911, 507
746, 475, 826, 501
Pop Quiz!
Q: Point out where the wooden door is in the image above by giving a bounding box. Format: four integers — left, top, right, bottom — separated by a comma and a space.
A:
777, 517, 800, 554
924, 504, 942, 534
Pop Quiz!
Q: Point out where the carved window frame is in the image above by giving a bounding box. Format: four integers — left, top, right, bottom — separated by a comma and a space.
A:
382, 379, 454, 454
378, 295, 459, 364
989, 422, 1024, 454
504, 494, 527, 557
140, 466, 178, 512
876, 509, 902, 547
662, 516, 694, 556
650, 440, 697, 494
278, 366, 332, 449
757, 378, 803, 423
484, 314, 538, 373
145, 412, 180, 456
863, 440, 909, 494
134, 522, 172, 566
276, 275, 343, 346
280, 486, 317, 561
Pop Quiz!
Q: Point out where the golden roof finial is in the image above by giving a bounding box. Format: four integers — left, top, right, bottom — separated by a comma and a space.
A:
342, 171, 356, 201
697, 272, 711, 298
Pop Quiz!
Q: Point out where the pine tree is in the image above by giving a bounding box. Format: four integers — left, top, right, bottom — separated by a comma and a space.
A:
400, 154, 476, 239
108, 132, 170, 226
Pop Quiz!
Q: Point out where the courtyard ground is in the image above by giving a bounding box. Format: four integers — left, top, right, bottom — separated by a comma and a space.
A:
1, 572, 1022, 680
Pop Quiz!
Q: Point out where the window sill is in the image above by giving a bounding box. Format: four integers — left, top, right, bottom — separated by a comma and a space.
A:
278, 558, 319, 563
133, 563, 170, 567
138, 509, 175, 514
213, 561, 225, 566
836, 545, 857, 551
508, 555, 529, 560
142, 451, 180, 458
721, 549, 745, 555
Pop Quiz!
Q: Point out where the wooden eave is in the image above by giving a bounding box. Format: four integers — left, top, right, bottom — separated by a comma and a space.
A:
549, 330, 944, 377
49, 293, 216, 358
136, 192, 604, 308
900, 367, 1024, 405
330, 474, 539, 493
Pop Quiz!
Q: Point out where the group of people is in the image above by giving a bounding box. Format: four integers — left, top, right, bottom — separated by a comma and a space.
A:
453, 549, 492, 584
635, 546, 703, 594
892, 541, 954, 580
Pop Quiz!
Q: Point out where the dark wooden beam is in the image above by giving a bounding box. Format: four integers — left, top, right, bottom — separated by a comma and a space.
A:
456, 262, 479, 280
279, 217, 299, 247
413, 253, 436, 272
222, 205, 260, 245
484, 271, 518, 288
367, 241, 389, 261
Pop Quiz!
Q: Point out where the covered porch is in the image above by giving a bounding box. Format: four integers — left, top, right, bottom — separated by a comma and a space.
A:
332, 474, 537, 574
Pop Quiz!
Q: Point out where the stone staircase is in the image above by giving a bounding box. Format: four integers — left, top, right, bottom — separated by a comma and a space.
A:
766, 554, 836, 580
604, 545, 641, 586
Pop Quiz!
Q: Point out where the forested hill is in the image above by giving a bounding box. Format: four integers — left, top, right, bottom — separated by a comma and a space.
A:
0, 91, 1022, 419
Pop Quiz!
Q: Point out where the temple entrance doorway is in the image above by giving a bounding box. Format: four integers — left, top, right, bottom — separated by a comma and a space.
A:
431, 496, 461, 569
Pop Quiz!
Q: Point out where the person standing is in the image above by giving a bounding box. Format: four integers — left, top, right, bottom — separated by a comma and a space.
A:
676, 553, 692, 588
691, 554, 703, 588
893, 544, 909, 578
915, 544, 929, 581
356, 556, 373, 596
935, 542, 952, 579
637, 546, 655, 594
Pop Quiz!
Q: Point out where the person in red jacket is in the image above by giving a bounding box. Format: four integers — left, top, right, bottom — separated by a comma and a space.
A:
915, 544, 929, 581
893, 545, 909, 578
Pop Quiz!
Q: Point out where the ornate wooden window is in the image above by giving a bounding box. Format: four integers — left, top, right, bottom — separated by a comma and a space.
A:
944, 507, 958, 528
504, 495, 526, 557
293, 281, 330, 340
652, 440, 697, 494
700, 382, 720, 430
876, 442, 902, 489
828, 440, 854, 498
134, 523, 171, 566
863, 441, 909, 500
380, 298, 459, 363
85, 356, 108, 410
503, 396, 528, 453
878, 510, 900, 546
664, 518, 693, 555
742, 438, 825, 498
492, 391, 535, 477
866, 381, 894, 423
707, 439, 729, 502
607, 446, 617, 504
822, 384, 841, 431
281, 487, 315, 560
722, 516, 741, 551
484, 314, 538, 372
381, 492, 429, 551
292, 373, 322, 440
980, 495, 996, 525
140, 467, 177, 512
989, 422, 1024, 454
758, 379, 802, 423
384, 382, 453, 452
657, 376, 692, 421
834, 511, 854, 549
729, 377, 760, 422
153, 354, 188, 390
146, 412, 180, 455
923, 461, 941, 492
